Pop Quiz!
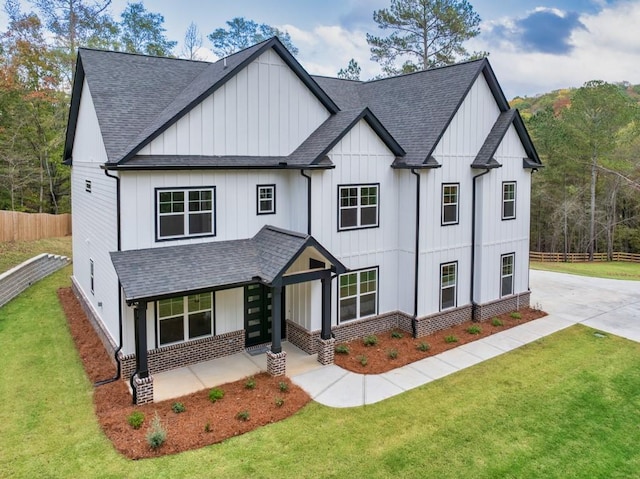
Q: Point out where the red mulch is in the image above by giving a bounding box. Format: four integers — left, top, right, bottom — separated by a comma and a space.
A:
334, 308, 547, 374
57, 288, 311, 459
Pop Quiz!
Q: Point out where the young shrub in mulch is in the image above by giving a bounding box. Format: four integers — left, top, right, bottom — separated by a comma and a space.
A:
275, 397, 285, 407
391, 331, 404, 339
363, 335, 378, 346
245, 376, 257, 390
278, 381, 289, 393
335, 344, 350, 354
357, 355, 368, 366
171, 402, 185, 413
236, 410, 250, 421
510, 312, 522, 319
146, 412, 167, 450
444, 335, 459, 343
387, 348, 398, 359
491, 317, 504, 327
127, 411, 144, 429
466, 325, 482, 335
417, 341, 430, 352
208, 388, 225, 403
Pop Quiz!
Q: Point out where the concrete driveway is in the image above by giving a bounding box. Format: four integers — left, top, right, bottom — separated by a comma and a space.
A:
530, 269, 640, 342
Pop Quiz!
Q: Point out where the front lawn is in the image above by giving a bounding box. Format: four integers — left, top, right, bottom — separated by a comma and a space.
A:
2, 268, 640, 478
0, 236, 72, 273
531, 260, 640, 281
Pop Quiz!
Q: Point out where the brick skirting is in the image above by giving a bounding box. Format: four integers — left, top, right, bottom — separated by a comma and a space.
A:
474, 292, 531, 321
266, 350, 287, 376
333, 311, 410, 343
415, 304, 473, 337
120, 330, 245, 379
286, 320, 320, 354
132, 374, 154, 405
317, 337, 335, 365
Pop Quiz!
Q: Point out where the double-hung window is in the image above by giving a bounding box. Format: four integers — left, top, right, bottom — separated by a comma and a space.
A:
502, 182, 516, 220
257, 184, 276, 215
442, 184, 459, 225
339, 268, 378, 321
156, 187, 215, 240
501, 253, 515, 296
90, 259, 94, 294
157, 293, 213, 346
440, 262, 457, 310
338, 184, 379, 230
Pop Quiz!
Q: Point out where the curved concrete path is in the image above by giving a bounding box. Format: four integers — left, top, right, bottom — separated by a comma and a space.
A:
291, 270, 640, 408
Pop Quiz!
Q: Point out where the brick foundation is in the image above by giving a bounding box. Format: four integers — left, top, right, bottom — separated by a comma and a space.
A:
266, 350, 287, 376
333, 311, 409, 343
415, 304, 473, 337
317, 337, 336, 365
474, 292, 531, 321
120, 329, 245, 379
133, 374, 154, 405
286, 320, 320, 354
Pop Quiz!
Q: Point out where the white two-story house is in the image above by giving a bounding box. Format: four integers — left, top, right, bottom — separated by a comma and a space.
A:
64, 37, 541, 404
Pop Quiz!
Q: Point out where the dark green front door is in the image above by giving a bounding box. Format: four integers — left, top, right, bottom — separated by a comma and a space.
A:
244, 284, 272, 347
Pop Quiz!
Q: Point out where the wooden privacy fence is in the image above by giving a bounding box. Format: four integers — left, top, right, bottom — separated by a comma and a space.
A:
530, 251, 640, 263
0, 210, 71, 242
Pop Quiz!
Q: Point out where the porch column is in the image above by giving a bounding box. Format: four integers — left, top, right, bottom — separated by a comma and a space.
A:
321, 275, 331, 340
134, 301, 149, 378
271, 286, 282, 353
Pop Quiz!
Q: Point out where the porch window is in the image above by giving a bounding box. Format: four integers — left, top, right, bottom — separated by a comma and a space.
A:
440, 262, 457, 310
501, 253, 514, 296
256, 184, 276, 215
157, 293, 213, 346
339, 268, 378, 321
442, 183, 459, 225
338, 184, 379, 230
156, 187, 215, 240
502, 182, 516, 220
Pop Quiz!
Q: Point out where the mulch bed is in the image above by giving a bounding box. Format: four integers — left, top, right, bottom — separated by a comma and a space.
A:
57, 288, 311, 459
334, 307, 547, 374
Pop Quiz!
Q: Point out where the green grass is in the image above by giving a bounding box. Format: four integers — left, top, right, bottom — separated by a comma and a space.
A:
0, 236, 72, 273
530, 261, 640, 281
3, 268, 640, 478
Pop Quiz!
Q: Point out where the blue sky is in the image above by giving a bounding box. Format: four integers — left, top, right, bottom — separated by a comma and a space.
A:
12, 0, 640, 97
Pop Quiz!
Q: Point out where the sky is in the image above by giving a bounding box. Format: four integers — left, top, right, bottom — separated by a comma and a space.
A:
9, 0, 640, 98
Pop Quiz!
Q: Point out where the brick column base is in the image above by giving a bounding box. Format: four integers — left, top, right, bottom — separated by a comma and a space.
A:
317, 337, 336, 365
266, 350, 287, 376
133, 374, 154, 405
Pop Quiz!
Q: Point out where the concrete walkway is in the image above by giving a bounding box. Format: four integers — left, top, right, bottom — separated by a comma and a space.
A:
291, 270, 640, 408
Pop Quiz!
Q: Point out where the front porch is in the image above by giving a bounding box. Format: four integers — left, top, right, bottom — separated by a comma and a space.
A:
151, 342, 323, 402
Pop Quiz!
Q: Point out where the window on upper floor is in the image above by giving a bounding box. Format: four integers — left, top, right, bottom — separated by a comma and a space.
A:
502, 182, 516, 220
501, 253, 515, 297
257, 184, 276, 215
90, 258, 94, 294
156, 187, 215, 241
157, 293, 213, 346
338, 184, 379, 231
339, 267, 378, 322
442, 183, 459, 225
440, 262, 457, 310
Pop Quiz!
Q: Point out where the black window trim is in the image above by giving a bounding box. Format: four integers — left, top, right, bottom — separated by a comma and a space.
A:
154, 291, 217, 349
441, 183, 460, 226
502, 181, 517, 221
337, 265, 380, 324
256, 183, 276, 216
439, 260, 458, 311
500, 252, 515, 297
337, 182, 381, 232
154, 186, 217, 242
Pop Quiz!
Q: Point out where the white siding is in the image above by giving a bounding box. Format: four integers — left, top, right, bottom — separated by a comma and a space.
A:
215, 288, 244, 334
73, 80, 107, 164
139, 49, 330, 157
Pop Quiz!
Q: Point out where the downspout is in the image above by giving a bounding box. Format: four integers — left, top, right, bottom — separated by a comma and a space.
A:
410, 169, 420, 338
95, 167, 123, 386
300, 170, 312, 235
470, 169, 490, 321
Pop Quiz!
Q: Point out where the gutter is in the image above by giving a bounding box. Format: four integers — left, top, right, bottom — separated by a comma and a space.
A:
300, 170, 312, 235
410, 169, 420, 338
470, 168, 491, 320
95, 167, 123, 386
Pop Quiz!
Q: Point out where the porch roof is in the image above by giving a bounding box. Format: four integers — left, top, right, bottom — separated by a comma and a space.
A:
110, 225, 347, 303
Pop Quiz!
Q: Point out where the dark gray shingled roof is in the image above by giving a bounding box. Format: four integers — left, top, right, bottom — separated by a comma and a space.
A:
110, 225, 347, 302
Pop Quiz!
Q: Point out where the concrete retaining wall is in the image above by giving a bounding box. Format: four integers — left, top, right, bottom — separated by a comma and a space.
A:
0, 253, 71, 307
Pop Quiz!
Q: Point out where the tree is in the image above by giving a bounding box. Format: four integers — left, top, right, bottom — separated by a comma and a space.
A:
181, 21, 202, 60
337, 58, 361, 80
367, 0, 481, 76
118, 2, 176, 56
208, 17, 298, 58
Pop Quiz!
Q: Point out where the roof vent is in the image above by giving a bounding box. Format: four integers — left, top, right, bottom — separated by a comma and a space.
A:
223, 57, 227, 69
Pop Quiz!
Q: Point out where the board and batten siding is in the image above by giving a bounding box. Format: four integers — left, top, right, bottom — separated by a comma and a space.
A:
474, 124, 532, 304
138, 48, 330, 158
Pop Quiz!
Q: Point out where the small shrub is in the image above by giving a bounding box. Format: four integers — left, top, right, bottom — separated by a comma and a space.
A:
363, 335, 378, 346
209, 388, 225, 403
245, 376, 256, 389
444, 335, 458, 343
391, 331, 403, 339
278, 381, 289, 392
171, 402, 185, 413
236, 410, 250, 421
146, 412, 166, 450
204, 422, 212, 433
127, 411, 144, 430
387, 348, 398, 359
275, 397, 284, 407
510, 312, 522, 320
491, 317, 504, 327
467, 325, 482, 335
357, 355, 368, 366
335, 344, 350, 355
417, 341, 430, 352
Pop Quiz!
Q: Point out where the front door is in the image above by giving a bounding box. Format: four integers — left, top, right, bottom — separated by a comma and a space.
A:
244, 284, 272, 347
